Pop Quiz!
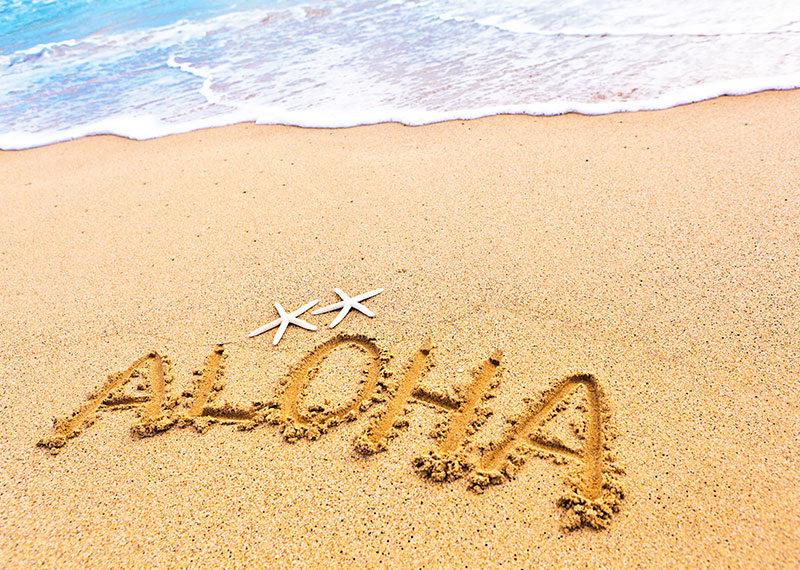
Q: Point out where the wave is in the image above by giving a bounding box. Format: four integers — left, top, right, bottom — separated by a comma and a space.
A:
3, 73, 800, 150
2, 0, 800, 149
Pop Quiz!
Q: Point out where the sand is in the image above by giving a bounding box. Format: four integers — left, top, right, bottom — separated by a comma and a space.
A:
1, 90, 798, 568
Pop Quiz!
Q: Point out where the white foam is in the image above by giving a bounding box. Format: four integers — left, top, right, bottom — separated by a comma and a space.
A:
2, 0, 800, 150
438, 0, 800, 36
166, 55, 224, 106
3, 72, 799, 151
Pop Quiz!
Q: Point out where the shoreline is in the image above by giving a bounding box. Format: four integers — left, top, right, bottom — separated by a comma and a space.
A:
2, 87, 800, 151
2, 90, 799, 568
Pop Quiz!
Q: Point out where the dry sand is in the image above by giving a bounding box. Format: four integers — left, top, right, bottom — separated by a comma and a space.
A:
1, 90, 798, 568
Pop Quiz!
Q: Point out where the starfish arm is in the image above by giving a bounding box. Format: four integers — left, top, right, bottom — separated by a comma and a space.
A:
275, 302, 287, 318
333, 288, 350, 301
351, 301, 375, 317
353, 288, 384, 302
248, 318, 282, 338
292, 299, 319, 317
329, 306, 351, 328
289, 317, 317, 331
272, 320, 289, 346
312, 301, 346, 315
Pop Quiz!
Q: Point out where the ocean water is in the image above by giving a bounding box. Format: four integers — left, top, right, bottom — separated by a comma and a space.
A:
1, 0, 799, 149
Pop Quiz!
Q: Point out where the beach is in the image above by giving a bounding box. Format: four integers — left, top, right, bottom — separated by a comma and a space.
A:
1, 90, 798, 568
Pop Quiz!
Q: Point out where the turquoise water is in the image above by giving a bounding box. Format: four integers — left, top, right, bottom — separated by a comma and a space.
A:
2, 0, 799, 149
0, 0, 250, 53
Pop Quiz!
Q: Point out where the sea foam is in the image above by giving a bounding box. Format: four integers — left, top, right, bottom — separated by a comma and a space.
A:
1, 0, 799, 149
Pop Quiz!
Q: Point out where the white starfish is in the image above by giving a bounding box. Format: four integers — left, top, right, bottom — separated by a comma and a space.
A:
248, 300, 319, 345
312, 288, 384, 328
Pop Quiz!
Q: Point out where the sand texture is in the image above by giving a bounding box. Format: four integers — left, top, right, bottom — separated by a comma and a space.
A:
1, 90, 799, 568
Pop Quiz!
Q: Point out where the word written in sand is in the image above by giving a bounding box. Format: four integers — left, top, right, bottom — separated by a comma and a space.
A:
38, 334, 624, 530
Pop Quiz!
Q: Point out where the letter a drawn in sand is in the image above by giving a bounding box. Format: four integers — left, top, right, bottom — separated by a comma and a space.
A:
469, 374, 624, 529
38, 352, 177, 452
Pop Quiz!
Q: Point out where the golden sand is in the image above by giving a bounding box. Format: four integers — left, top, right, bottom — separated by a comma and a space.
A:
1, 90, 799, 568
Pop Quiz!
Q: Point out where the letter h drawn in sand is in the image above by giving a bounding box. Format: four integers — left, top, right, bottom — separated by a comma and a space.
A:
355, 340, 503, 482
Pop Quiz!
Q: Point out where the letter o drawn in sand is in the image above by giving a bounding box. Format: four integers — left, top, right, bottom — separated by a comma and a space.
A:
276, 334, 389, 442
